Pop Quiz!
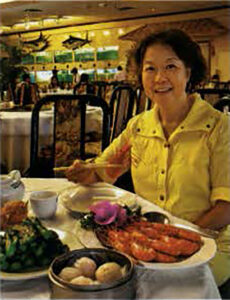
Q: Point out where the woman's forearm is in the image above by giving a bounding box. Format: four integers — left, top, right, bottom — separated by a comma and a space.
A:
194, 200, 230, 230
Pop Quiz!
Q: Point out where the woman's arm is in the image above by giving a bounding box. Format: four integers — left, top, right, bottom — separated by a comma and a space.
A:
194, 200, 230, 230
20, 84, 25, 106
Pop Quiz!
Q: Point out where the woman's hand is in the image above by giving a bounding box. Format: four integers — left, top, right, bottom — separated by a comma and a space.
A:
194, 200, 230, 230
106, 143, 131, 179
65, 160, 101, 185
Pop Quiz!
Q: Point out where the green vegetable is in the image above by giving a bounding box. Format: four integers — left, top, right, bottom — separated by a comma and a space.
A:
0, 217, 69, 273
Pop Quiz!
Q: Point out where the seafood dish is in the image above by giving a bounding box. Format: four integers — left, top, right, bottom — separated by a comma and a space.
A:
0, 200, 28, 230
95, 219, 203, 263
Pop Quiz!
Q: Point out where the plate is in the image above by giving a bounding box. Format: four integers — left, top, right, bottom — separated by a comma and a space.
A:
59, 183, 137, 216
76, 223, 217, 270
0, 228, 81, 281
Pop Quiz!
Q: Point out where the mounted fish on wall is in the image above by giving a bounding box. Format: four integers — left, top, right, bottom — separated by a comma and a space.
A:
19, 32, 50, 54
62, 32, 91, 50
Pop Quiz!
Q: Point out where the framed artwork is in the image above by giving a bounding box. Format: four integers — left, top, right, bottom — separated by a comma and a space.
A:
74, 48, 95, 62
54, 50, 73, 63
97, 46, 119, 60
35, 51, 53, 64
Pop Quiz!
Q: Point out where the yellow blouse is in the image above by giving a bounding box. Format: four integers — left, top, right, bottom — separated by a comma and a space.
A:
95, 93, 230, 285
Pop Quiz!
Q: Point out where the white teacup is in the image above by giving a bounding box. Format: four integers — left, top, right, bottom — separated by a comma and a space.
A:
30, 191, 58, 219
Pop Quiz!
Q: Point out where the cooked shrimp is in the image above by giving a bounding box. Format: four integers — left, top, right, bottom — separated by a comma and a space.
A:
130, 241, 156, 262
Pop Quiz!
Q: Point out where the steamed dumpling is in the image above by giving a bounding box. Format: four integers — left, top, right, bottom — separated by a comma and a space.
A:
70, 276, 94, 285
59, 267, 82, 281
74, 257, 97, 278
95, 262, 123, 284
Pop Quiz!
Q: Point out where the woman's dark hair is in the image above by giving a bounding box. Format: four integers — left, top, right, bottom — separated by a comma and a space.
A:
22, 73, 30, 81
50, 75, 60, 87
134, 29, 207, 92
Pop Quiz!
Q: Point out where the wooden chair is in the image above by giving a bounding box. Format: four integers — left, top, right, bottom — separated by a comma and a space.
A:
92, 81, 109, 99
135, 86, 152, 114
109, 84, 135, 143
26, 94, 110, 177
108, 85, 136, 193
213, 95, 230, 113
196, 88, 230, 106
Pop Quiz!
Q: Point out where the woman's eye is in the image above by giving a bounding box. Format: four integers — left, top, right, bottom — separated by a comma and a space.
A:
144, 66, 155, 72
166, 64, 176, 70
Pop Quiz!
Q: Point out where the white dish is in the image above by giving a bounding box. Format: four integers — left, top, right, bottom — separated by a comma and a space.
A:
76, 224, 217, 270
59, 183, 137, 214
0, 228, 81, 281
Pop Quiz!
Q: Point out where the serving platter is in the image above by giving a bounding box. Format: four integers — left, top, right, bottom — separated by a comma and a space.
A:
76, 222, 217, 270
0, 228, 81, 281
59, 183, 137, 216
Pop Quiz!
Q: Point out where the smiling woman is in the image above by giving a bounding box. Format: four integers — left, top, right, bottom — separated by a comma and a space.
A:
66, 29, 230, 290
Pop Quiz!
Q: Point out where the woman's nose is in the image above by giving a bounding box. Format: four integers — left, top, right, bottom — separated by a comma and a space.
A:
154, 69, 167, 82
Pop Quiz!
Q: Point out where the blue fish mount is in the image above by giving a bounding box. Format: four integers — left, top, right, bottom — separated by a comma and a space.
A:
19, 32, 50, 54
62, 32, 91, 50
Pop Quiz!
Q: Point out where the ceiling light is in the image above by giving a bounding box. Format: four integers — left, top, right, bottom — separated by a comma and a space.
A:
103, 30, 110, 36
118, 28, 124, 35
0, 0, 16, 3
98, 3, 107, 8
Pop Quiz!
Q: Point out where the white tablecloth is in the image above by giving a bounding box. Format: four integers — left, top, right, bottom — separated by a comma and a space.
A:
0, 106, 102, 174
0, 178, 221, 300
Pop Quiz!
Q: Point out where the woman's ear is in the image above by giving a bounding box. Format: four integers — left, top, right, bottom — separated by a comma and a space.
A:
186, 68, 191, 82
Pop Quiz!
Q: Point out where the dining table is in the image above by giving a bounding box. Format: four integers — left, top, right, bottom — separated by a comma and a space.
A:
0, 177, 221, 299
0, 105, 102, 175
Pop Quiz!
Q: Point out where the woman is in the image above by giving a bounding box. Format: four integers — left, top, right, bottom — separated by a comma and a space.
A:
66, 29, 230, 291
48, 75, 60, 91
15, 73, 38, 106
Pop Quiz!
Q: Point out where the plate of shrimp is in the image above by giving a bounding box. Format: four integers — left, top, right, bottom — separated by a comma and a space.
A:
76, 218, 217, 270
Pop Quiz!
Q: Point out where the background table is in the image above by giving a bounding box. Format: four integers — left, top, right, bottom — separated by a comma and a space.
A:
0, 106, 102, 174
1, 178, 221, 299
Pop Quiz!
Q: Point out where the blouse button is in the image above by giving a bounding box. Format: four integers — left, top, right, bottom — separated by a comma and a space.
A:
152, 130, 156, 134
180, 126, 184, 129
206, 124, 211, 128
136, 128, 140, 132
159, 195, 165, 201
161, 170, 165, 174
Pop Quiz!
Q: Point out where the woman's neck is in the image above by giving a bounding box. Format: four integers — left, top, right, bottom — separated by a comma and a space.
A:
158, 94, 194, 138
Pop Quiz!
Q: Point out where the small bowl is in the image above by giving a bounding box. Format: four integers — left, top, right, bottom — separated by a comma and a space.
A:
143, 211, 170, 224
48, 248, 135, 299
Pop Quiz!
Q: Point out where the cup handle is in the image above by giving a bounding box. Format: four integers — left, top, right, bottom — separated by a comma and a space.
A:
9, 170, 21, 186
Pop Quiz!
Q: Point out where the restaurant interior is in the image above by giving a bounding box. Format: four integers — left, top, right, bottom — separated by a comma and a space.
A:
0, 1, 230, 299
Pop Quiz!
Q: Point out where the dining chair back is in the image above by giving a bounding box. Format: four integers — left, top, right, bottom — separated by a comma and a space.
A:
27, 94, 110, 177
135, 86, 152, 114
92, 81, 108, 99
109, 84, 135, 142
213, 95, 230, 113
196, 88, 230, 106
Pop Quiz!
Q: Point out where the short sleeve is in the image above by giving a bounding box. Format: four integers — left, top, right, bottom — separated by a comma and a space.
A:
209, 115, 230, 205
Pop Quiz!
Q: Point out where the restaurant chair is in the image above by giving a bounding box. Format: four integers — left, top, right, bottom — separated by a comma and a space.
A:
213, 95, 230, 113
26, 94, 110, 178
196, 88, 230, 105
109, 84, 135, 143
108, 85, 136, 193
135, 86, 152, 114
92, 81, 108, 99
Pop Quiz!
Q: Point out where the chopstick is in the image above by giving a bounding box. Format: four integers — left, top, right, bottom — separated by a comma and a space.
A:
53, 163, 123, 172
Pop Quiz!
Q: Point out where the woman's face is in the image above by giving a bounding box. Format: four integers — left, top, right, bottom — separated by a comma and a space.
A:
142, 43, 191, 106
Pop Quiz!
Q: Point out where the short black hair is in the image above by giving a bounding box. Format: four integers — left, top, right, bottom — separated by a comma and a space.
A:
134, 29, 207, 92
22, 73, 30, 81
